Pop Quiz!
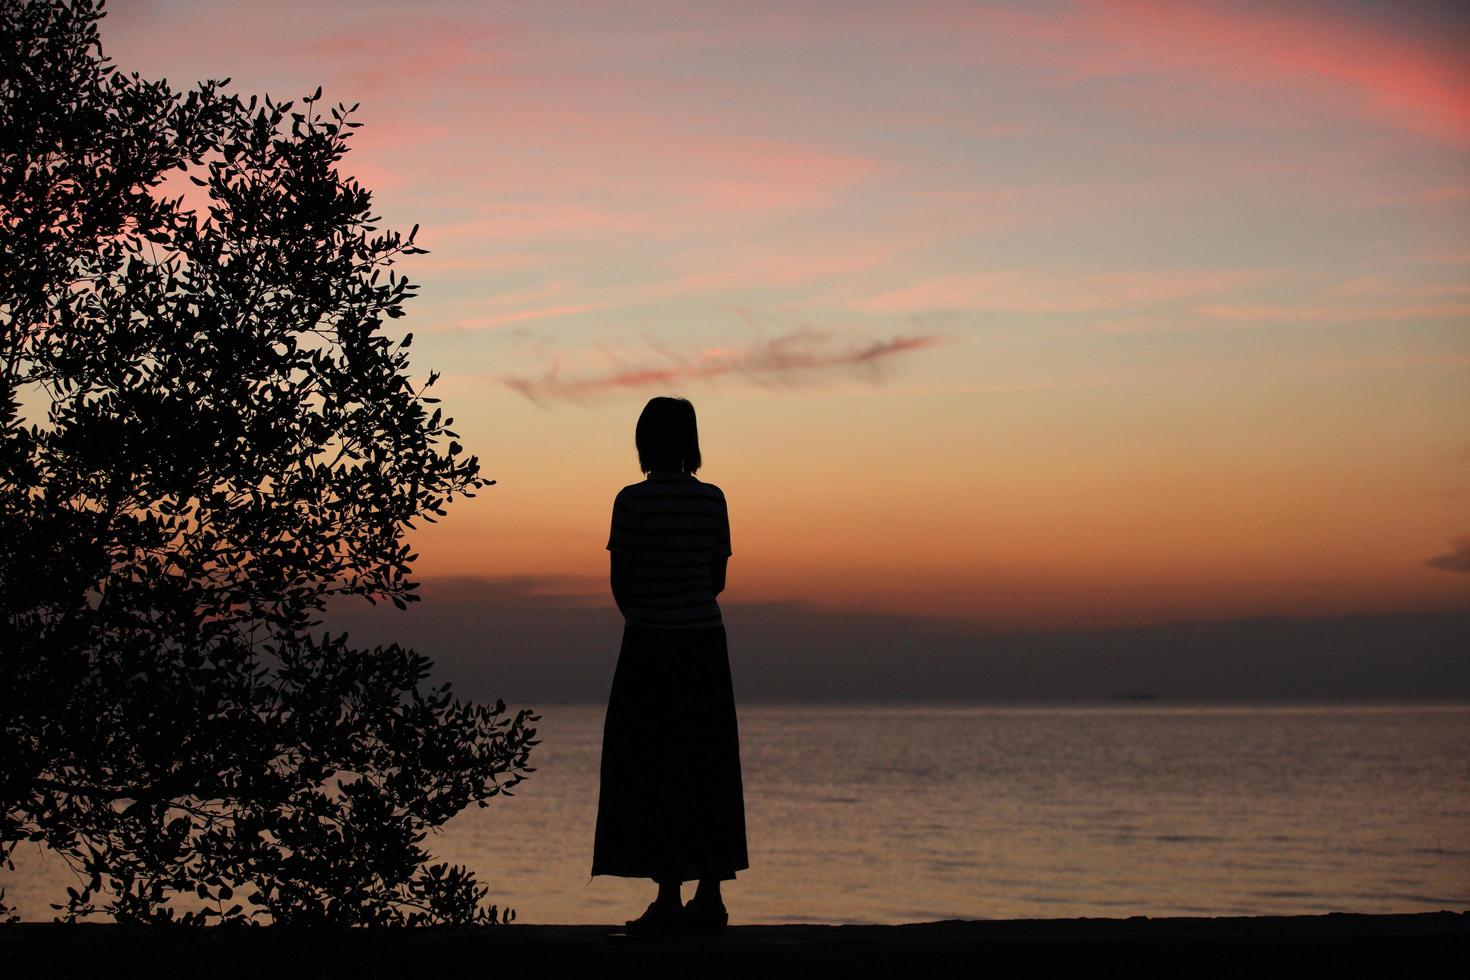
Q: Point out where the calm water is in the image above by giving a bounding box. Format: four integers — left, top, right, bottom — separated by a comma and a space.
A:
6, 703, 1469, 923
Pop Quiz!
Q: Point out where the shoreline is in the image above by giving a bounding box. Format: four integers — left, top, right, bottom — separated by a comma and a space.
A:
6, 911, 1466, 978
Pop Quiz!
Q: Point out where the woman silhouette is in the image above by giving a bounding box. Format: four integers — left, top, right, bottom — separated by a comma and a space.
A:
592, 396, 749, 935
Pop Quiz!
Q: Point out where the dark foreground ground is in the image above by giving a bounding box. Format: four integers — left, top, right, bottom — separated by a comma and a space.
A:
4, 912, 1466, 979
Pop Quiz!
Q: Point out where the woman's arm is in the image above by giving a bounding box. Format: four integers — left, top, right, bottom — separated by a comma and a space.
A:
610, 550, 635, 615
710, 554, 727, 598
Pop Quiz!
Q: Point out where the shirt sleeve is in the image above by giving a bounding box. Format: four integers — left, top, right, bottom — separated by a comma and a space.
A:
606, 491, 637, 553
715, 493, 732, 558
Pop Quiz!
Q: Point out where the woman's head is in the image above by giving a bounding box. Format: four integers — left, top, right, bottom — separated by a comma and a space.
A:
636, 396, 702, 475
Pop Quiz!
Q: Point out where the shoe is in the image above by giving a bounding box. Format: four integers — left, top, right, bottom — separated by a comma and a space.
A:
624, 900, 684, 937
682, 897, 728, 934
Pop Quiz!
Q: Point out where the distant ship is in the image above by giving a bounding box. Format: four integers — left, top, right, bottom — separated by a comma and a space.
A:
1107, 691, 1159, 702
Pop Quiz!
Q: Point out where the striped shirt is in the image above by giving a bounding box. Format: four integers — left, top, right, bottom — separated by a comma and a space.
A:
607, 474, 731, 629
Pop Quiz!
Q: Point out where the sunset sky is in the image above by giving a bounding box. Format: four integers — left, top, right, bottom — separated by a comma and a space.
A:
109, 0, 1469, 631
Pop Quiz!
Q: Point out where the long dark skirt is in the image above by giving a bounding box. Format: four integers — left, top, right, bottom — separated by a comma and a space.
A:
592, 623, 749, 882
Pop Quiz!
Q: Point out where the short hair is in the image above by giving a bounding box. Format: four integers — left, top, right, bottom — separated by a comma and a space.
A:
635, 396, 702, 475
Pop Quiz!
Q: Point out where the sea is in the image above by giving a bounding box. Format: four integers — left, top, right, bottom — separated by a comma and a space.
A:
4, 703, 1468, 924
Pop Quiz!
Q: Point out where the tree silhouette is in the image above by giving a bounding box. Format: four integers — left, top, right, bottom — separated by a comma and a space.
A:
0, 0, 535, 925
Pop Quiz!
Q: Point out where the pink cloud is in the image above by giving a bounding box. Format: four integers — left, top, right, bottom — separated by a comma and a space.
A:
283, 16, 516, 104
439, 302, 609, 333
676, 136, 883, 212
410, 252, 540, 275
1400, 185, 1470, 206
331, 77, 883, 228
501, 330, 939, 404
1099, 0, 1470, 146
424, 205, 647, 242
502, 119, 882, 216
936, 0, 1470, 146
115, 4, 883, 234
470, 280, 572, 307
1093, 1, 1470, 147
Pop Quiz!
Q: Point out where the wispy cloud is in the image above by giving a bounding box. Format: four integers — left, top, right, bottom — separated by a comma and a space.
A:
1193, 276, 1470, 326
424, 205, 647, 242
1372, 184, 1470, 207
853, 268, 1267, 316
1405, 250, 1470, 267
1314, 353, 1470, 374
501, 328, 939, 404
953, 0, 1470, 146
1426, 538, 1470, 574
440, 302, 610, 332
1195, 302, 1470, 324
